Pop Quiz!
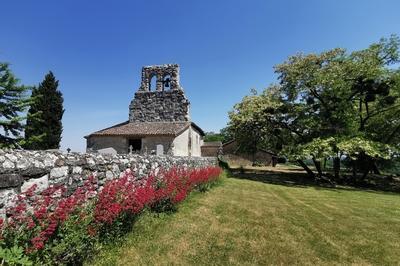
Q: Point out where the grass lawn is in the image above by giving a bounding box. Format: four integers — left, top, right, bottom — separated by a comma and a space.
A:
87, 172, 400, 265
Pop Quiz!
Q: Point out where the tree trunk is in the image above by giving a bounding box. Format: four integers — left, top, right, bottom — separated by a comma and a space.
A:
361, 156, 371, 181
352, 160, 357, 180
312, 158, 323, 178
361, 166, 370, 181
297, 160, 315, 179
372, 161, 381, 175
333, 157, 340, 180
251, 138, 257, 166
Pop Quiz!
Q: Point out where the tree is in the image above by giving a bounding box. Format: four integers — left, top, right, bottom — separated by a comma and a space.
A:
228, 87, 283, 163
228, 36, 400, 181
24, 72, 64, 150
219, 126, 235, 143
274, 35, 400, 180
203, 132, 224, 142
0, 63, 32, 148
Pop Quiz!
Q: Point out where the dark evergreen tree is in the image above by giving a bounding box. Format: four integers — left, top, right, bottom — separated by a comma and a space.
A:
0, 63, 32, 148
25, 71, 64, 149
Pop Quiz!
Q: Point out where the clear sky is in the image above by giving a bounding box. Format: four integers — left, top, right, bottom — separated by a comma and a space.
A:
1, 0, 399, 152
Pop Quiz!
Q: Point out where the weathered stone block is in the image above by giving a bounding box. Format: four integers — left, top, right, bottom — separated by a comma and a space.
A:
105, 170, 114, 180
0, 174, 22, 188
72, 166, 82, 175
0, 188, 17, 211
16, 157, 30, 170
50, 166, 69, 179
21, 167, 48, 178
5, 154, 17, 162
21, 174, 48, 193
2, 160, 14, 169
44, 153, 58, 167
55, 158, 65, 166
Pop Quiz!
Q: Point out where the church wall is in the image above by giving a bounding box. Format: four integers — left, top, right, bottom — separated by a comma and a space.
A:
142, 136, 174, 155
86, 136, 128, 154
190, 126, 203, 157
86, 64, 206, 157
173, 128, 190, 156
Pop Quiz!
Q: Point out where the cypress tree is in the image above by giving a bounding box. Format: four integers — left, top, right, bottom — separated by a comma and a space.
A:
25, 71, 64, 150
0, 63, 32, 148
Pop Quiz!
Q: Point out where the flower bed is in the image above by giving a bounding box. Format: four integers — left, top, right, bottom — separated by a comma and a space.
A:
0, 166, 222, 265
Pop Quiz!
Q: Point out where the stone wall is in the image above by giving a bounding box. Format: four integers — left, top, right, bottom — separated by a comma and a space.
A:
138, 64, 181, 92
142, 136, 174, 154
0, 149, 217, 216
129, 90, 190, 122
201, 146, 221, 157
129, 64, 190, 122
86, 136, 128, 154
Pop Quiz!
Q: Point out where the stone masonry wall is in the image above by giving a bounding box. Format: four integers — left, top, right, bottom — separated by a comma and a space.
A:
0, 149, 217, 216
129, 90, 190, 122
129, 64, 190, 122
86, 136, 128, 154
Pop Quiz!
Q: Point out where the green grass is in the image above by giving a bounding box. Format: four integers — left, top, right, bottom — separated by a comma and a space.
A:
87, 173, 400, 266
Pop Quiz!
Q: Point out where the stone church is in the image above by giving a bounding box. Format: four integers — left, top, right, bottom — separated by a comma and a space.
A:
85, 64, 205, 156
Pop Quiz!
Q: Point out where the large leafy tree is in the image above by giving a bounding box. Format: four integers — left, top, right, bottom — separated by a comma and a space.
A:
24, 72, 64, 150
0, 63, 32, 148
219, 126, 235, 144
228, 87, 284, 162
228, 36, 400, 181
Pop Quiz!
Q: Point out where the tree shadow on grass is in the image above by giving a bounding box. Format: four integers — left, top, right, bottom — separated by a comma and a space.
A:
228, 168, 400, 196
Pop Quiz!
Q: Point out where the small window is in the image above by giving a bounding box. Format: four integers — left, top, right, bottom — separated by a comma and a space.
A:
163, 74, 171, 90
149, 75, 157, 91
128, 139, 142, 152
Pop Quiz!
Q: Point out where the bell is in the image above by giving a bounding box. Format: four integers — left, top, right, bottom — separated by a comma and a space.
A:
164, 78, 170, 87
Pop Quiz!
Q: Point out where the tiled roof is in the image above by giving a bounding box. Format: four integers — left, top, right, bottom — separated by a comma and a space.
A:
202, 141, 222, 147
85, 121, 204, 137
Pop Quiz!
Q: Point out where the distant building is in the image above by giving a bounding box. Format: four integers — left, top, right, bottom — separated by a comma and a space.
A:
85, 64, 205, 156
201, 141, 222, 157
222, 139, 278, 166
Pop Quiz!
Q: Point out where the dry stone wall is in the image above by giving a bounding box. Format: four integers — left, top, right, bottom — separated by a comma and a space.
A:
0, 149, 217, 216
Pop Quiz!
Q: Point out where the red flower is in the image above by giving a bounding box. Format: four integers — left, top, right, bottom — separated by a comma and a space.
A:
2, 166, 221, 254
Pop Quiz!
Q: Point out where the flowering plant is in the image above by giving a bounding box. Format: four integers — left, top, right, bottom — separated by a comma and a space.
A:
0, 166, 222, 265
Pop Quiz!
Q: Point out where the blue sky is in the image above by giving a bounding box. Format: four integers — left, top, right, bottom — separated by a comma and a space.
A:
1, 0, 400, 151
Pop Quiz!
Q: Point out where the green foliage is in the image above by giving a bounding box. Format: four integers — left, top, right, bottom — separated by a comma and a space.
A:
283, 137, 336, 161
24, 71, 64, 150
219, 126, 234, 143
227, 35, 400, 179
203, 132, 224, 142
228, 87, 283, 155
337, 137, 392, 160
0, 246, 32, 266
41, 208, 96, 265
204, 127, 235, 143
0, 63, 33, 148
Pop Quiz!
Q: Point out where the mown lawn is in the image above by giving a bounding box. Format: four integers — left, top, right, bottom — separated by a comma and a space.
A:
87, 173, 400, 265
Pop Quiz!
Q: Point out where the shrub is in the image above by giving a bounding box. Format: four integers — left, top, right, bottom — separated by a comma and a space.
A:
0, 166, 222, 265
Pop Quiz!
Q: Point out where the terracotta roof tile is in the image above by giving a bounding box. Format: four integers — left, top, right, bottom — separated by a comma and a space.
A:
202, 141, 222, 147
86, 121, 204, 137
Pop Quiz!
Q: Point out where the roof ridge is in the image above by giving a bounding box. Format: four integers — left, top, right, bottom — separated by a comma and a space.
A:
85, 120, 198, 138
